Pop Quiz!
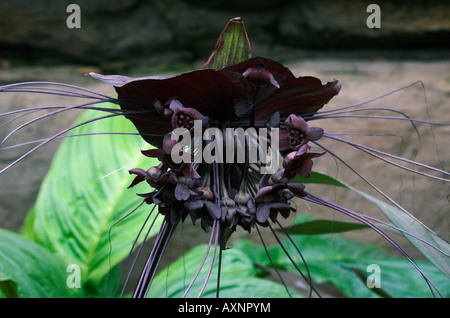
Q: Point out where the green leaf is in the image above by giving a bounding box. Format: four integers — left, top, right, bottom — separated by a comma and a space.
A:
294, 171, 450, 279
283, 219, 369, 235
0, 276, 19, 298
0, 229, 80, 297
22, 107, 162, 286
290, 171, 346, 187
146, 244, 302, 298
234, 214, 450, 298
203, 17, 251, 69
347, 184, 450, 279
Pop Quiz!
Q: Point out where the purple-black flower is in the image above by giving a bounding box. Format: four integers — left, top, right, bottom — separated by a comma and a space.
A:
87, 55, 344, 297
91, 56, 340, 234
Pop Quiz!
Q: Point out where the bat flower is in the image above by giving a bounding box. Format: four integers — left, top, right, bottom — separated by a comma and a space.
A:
86, 57, 340, 248
282, 144, 326, 179
90, 53, 444, 299
279, 114, 325, 152
89, 56, 339, 241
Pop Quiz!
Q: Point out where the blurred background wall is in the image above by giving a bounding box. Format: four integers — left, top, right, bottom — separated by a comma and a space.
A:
0, 0, 449, 70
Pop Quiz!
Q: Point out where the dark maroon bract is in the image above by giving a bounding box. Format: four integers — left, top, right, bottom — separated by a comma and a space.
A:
91, 57, 340, 234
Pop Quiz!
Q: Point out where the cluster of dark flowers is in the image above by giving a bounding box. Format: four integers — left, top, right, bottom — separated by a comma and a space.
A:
107, 57, 337, 235
87, 56, 341, 296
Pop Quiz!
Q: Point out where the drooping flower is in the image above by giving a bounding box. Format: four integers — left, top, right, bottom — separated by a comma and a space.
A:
90, 56, 339, 232
87, 54, 342, 296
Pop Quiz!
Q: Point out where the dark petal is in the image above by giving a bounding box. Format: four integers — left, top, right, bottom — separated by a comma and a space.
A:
267, 111, 280, 128
168, 99, 184, 113
254, 77, 342, 121
278, 208, 292, 219
127, 168, 147, 188
270, 168, 287, 184
152, 195, 162, 205
201, 218, 210, 232
141, 148, 165, 159
281, 189, 295, 201
269, 202, 295, 223
111, 70, 234, 147
255, 186, 273, 200
205, 201, 222, 219
184, 199, 205, 211
304, 151, 326, 160
279, 129, 292, 152
247, 199, 256, 214
170, 206, 180, 225
129, 167, 148, 177
294, 144, 311, 158
285, 114, 309, 132
231, 98, 254, 119
282, 151, 296, 169
225, 208, 237, 226
224, 57, 341, 119
268, 202, 294, 213
236, 205, 250, 217
296, 158, 314, 178
189, 209, 198, 225
115, 69, 244, 125
136, 192, 155, 204
258, 174, 270, 188
157, 171, 171, 185
179, 163, 201, 179
256, 203, 270, 224
217, 69, 254, 118
180, 207, 190, 222
174, 183, 191, 201
144, 197, 154, 205
162, 133, 179, 154
272, 183, 288, 192
242, 67, 280, 88
127, 175, 145, 188
306, 127, 324, 141
286, 182, 306, 196
224, 57, 296, 86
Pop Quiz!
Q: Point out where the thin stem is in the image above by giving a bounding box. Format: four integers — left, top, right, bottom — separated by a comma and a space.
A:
0, 81, 114, 99
302, 192, 442, 297
275, 220, 317, 298
324, 133, 449, 181
182, 220, 217, 298
0, 112, 122, 174
116, 205, 158, 297
255, 224, 293, 298
198, 220, 220, 298
267, 223, 317, 296
305, 80, 425, 117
